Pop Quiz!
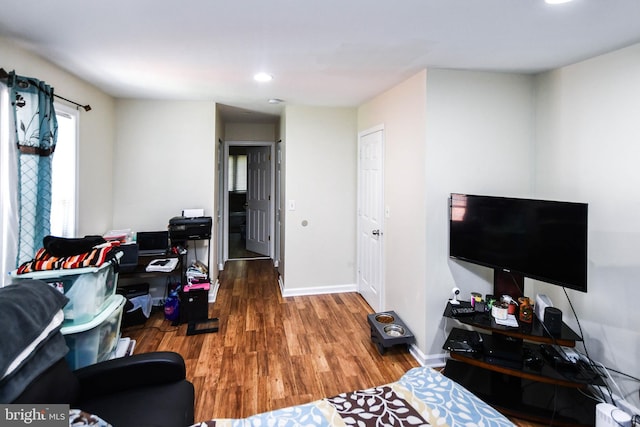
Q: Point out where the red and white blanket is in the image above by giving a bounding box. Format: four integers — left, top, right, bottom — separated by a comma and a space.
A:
16, 241, 120, 274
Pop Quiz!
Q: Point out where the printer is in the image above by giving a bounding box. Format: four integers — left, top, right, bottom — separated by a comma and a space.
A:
169, 216, 212, 241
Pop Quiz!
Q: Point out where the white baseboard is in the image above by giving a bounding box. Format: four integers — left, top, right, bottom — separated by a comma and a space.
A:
280, 283, 358, 297
409, 345, 447, 369
278, 275, 284, 295
208, 279, 220, 303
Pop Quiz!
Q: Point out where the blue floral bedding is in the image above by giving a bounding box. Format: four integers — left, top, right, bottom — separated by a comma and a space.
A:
191, 366, 515, 427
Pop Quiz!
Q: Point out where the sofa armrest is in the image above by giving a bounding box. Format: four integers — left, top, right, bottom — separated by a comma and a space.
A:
74, 351, 187, 399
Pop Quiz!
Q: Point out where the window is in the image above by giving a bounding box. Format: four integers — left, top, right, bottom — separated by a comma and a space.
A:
50, 105, 78, 237
228, 154, 247, 192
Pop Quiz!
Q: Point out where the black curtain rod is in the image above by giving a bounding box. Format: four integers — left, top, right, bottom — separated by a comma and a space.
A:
53, 93, 91, 112
0, 67, 91, 112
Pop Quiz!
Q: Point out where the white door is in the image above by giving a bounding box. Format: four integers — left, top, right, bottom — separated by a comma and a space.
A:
357, 126, 384, 312
246, 146, 271, 256
217, 139, 225, 270
274, 141, 282, 267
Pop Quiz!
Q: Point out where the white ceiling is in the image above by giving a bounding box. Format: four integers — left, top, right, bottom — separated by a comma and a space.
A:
2, 0, 640, 121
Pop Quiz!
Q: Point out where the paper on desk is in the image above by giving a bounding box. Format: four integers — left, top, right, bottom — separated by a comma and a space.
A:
146, 258, 179, 272
495, 314, 519, 327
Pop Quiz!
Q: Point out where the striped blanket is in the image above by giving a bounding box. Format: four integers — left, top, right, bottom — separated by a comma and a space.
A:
16, 241, 121, 274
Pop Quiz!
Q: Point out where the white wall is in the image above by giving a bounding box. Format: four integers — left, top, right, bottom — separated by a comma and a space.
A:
534, 43, 640, 409
225, 122, 276, 141
424, 70, 535, 356
113, 100, 216, 273
113, 100, 216, 230
282, 106, 357, 294
358, 69, 534, 361
358, 70, 429, 354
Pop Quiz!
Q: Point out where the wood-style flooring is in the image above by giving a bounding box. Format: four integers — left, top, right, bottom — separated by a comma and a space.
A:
124, 259, 419, 422
124, 259, 539, 426
228, 232, 264, 259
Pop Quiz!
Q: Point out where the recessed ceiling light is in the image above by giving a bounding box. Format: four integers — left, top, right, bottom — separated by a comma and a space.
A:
254, 72, 273, 82
268, 98, 284, 104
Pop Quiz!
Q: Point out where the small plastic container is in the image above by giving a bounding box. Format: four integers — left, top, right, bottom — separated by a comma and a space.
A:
61, 294, 125, 370
11, 253, 121, 325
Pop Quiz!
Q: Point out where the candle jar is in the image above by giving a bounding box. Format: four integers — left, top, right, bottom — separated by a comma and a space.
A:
502, 295, 516, 315
518, 297, 533, 323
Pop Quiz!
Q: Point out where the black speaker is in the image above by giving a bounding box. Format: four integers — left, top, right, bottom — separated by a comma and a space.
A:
544, 307, 563, 335
180, 288, 209, 323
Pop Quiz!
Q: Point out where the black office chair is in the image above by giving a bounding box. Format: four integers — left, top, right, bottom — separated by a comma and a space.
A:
14, 351, 194, 427
1, 280, 194, 427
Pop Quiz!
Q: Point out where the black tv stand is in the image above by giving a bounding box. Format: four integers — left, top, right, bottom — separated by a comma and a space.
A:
442, 304, 604, 426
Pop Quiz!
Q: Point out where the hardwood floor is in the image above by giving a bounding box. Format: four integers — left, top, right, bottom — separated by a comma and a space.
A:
124, 259, 419, 422
228, 232, 264, 259
124, 259, 541, 426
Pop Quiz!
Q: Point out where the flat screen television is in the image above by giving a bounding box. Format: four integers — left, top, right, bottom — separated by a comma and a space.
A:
449, 193, 588, 295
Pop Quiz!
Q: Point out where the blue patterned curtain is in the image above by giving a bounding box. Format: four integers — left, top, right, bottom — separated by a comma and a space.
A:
7, 71, 58, 266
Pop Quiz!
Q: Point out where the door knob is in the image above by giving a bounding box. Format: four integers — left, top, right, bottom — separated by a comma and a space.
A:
372, 229, 382, 236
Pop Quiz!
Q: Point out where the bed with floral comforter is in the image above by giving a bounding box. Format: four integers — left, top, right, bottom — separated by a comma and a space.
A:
190, 366, 515, 427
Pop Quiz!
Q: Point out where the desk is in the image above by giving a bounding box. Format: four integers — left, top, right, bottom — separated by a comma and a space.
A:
119, 253, 184, 282
118, 253, 184, 307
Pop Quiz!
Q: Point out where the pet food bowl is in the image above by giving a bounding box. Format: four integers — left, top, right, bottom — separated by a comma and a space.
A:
384, 324, 405, 337
375, 313, 395, 323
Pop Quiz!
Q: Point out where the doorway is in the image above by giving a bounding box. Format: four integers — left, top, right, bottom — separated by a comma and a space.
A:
220, 141, 275, 265
357, 126, 385, 312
